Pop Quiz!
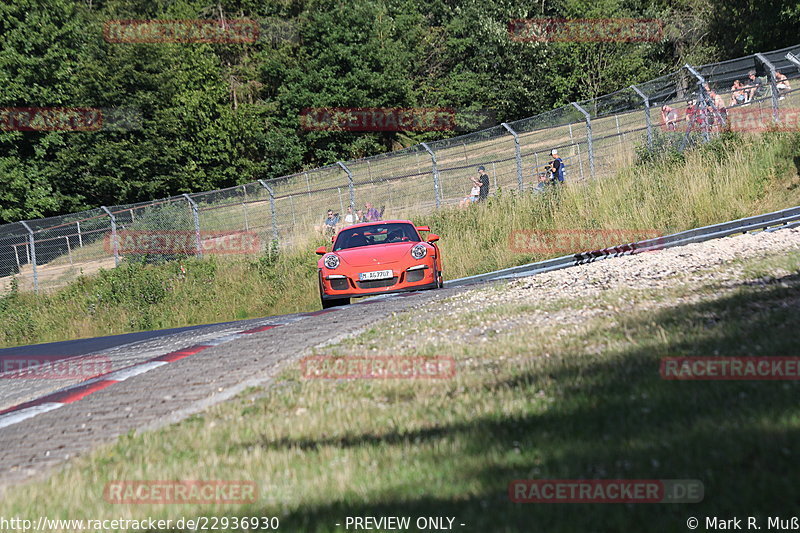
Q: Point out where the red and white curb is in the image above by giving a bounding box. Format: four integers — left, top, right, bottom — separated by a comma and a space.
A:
0, 294, 412, 431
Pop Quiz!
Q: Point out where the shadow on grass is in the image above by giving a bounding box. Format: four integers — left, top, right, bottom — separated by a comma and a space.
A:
163, 279, 800, 532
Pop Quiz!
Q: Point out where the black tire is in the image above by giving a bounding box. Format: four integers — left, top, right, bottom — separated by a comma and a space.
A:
321, 296, 350, 309
434, 266, 444, 289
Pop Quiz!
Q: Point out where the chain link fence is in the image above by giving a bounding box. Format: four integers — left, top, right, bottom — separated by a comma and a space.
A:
2, 43, 799, 294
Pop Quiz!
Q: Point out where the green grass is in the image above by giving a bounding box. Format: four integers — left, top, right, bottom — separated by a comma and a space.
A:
1, 132, 798, 348
2, 246, 798, 532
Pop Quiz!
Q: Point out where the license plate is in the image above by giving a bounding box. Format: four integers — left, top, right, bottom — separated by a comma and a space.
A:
359, 269, 393, 281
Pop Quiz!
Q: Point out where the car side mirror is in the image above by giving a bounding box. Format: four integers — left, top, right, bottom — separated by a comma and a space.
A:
426, 234, 439, 243
315, 246, 327, 255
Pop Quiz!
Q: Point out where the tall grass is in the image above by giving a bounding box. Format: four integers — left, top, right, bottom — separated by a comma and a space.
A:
1, 132, 797, 348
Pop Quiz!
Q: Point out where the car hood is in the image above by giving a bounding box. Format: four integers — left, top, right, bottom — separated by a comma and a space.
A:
337, 242, 420, 268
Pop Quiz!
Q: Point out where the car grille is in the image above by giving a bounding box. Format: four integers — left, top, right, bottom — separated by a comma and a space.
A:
329, 278, 349, 291
406, 269, 425, 283
357, 277, 398, 289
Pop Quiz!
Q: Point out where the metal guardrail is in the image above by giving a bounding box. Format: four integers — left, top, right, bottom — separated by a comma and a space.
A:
450, 205, 800, 287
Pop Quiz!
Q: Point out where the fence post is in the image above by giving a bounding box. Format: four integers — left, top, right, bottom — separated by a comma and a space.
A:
337, 161, 355, 210
19, 221, 38, 294
787, 52, 800, 70
631, 85, 652, 148
100, 206, 119, 267
241, 185, 250, 231
258, 179, 279, 244
183, 194, 202, 257
421, 142, 441, 208
571, 102, 594, 178
684, 64, 715, 142
755, 53, 780, 122
501, 122, 524, 191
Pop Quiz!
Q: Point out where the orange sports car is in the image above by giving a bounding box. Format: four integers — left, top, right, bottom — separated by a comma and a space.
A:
316, 220, 443, 308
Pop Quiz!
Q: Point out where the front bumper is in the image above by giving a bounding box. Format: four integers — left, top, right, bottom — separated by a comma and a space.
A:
319, 264, 437, 300
320, 280, 439, 300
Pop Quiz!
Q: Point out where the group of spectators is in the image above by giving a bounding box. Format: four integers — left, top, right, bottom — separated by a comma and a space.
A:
319, 202, 383, 235
315, 68, 792, 225
458, 149, 565, 204
660, 69, 793, 131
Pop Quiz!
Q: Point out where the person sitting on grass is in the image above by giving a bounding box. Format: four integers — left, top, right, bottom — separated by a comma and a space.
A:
532, 172, 550, 193
323, 209, 339, 236
730, 80, 746, 107
365, 202, 381, 221
459, 180, 480, 207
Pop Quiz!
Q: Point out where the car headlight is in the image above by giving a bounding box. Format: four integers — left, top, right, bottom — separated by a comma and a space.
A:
410, 244, 427, 260
324, 254, 340, 269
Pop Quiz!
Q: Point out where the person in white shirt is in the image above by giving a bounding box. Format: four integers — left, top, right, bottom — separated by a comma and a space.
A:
343, 205, 357, 226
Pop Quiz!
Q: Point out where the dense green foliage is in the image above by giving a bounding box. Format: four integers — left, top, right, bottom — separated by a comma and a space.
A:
1, 0, 797, 223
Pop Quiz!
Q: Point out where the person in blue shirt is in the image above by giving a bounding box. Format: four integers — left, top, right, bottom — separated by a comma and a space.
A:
549, 149, 565, 183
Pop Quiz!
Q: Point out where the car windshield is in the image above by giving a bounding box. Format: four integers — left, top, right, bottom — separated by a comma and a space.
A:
333, 223, 421, 251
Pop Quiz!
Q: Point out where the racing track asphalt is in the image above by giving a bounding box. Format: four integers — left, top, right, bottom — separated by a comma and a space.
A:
0, 285, 471, 492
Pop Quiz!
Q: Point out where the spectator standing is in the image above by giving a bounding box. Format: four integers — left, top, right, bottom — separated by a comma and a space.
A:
661, 104, 678, 130
356, 209, 366, 223
365, 202, 381, 221
685, 99, 698, 128
549, 149, 564, 183
476, 165, 490, 201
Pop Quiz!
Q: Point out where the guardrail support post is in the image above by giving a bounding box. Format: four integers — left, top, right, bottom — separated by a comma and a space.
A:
501, 122, 524, 191
421, 142, 441, 208
19, 221, 38, 294
631, 85, 653, 148
337, 161, 356, 210
100, 206, 119, 267
571, 102, 594, 178
258, 179, 279, 245
183, 194, 202, 257
756, 53, 780, 122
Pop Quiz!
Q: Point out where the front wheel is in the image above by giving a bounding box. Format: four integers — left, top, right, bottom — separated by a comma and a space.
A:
434, 266, 444, 289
